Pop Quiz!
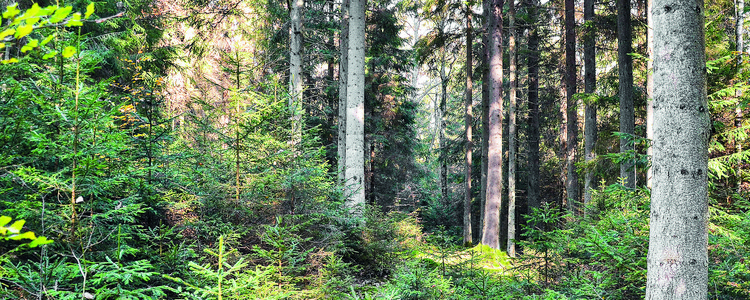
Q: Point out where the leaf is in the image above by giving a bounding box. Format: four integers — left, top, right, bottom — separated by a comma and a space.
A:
0, 28, 15, 40
40, 33, 56, 46
0, 216, 11, 227
49, 6, 72, 24
8, 219, 25, 234
14, 23, 33, 39
2, 3, 20, 19
22, 3, 42, 19
1, 58, 19, 64
66, 13, 82, 27
20, 38, 38, 53
28, 236, 53, 247
10, 231, 37, 241
85, 3, 95, 19
42, 51, 58, 60
62, 46, 76, 58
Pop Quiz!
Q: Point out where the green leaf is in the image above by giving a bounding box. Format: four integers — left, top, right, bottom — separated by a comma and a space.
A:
20, 38, 38, 53
10, 231, 36, 241
42, 51, 58, 60
0, 28, 15, 40
29, 236, 53, 247
3, 3, 20, 19
0, 58, 19, 64
62, 46, 76, 58
14, 23, 33, 39
0, 216, 11, 227
22, 3, 42, 19
9, 220, 25, 234
49, 6, 72, 24
40, 33, 56, 46
66, 13, 82, 27
85, 3, 95, 19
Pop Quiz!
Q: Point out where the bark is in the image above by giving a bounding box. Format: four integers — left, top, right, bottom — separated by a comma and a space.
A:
507, 0, 517, 257
338, 0, 349, 186
565, 0, 578, 213
479, 0, 491, 241
482, 0, 504, 249
464, 4, 474, 246
646, 1, 709, 298
583, 0, 597, 214
737, 0, 744, 193
290, 0, 304, 148
345, 0, 366, 211
647, 0, 654, 189
526, 0, 541, 214
618, 0, 635, 188
439, 48, 448, 206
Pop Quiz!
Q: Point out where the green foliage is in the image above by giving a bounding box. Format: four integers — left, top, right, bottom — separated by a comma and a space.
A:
0, 215, 52, 249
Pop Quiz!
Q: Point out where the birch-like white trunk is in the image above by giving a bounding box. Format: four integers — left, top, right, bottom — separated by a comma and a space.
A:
646, 1, 709, 298
345, 0, 366, 211
507, 0, 517, 257
338, 0, 349, 186
289, 0, 304, 147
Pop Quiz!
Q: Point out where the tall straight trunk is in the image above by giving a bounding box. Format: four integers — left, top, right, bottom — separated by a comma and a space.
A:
526, 0, 541, 214
290, 0, 305, 147
618, 0, 635, 188
646, 0, 654, 189
482, 0, 504, 249
338, 0, 349, 186
345, 0, 366, 210
583, 0, 597, 214
507, 0, 517, 257
479, 0, 491, 240
565, 0, 578, 212
646, 1, 709, 298
464, 5, 474, 246
737, 0, 744, 193
289, 0, 304, 147
439, 48, 449, 205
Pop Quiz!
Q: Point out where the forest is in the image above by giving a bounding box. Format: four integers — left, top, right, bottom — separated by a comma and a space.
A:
0, 0, 748, 299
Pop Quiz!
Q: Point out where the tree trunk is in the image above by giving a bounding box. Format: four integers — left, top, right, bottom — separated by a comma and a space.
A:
618, 0, 635, 188
646, 1, 709, 298
565, 0, 578, 213
290, 0, 304, 147
338, 0, 349, 187
345, 0, 366, 211
464, 4, 474, 247
479, 0, 491, 241
482, 0, 504, 249
646, 0, 654, 189
507, 0, 517, 257
439, 50, 449, 206
526, 0, 541, 215
583, 0, 597, 214
737, 0, 744, 193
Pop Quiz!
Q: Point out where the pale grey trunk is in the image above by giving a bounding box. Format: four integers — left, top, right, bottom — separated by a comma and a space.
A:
338, 0, 349, 186
479, 0, 491, 240
565, 0, 578, 212
646, 1, 709, 298
439, 59, 448, 205
646, 0, 654, 189
482, 0, 503, 249
618, 0, 635, 188
290, 0, 304, 147
583, 0, 597, 214
345, 0, 366, 211
507, 0, 517, 257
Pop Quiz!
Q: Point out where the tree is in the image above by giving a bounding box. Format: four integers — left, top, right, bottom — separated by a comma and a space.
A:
564, 0, 578, 212
645, 1, 709, 298
525, 0, 541, 215
290, 0, 304, 147
339, 0, 349, 186
464, 1, 474, 246
583, 0, 597, 213
646, 0, 654, 189
507, 0, 517, 257
618, 0, 635, 188
481, 0, 503, 249
345, 0, 366, 210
